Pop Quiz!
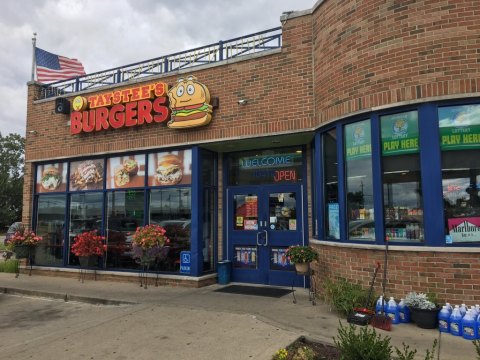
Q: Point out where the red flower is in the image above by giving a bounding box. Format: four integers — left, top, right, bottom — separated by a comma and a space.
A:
71, 231, 107, 257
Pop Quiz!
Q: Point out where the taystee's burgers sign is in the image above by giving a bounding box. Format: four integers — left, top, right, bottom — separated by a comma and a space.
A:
70, 75, 213, 134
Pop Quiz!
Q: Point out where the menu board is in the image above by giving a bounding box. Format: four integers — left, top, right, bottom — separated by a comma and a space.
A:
69, 159, 104, 191
245, 196, 258, 217
36, 162, 68, 193
106, 155, 146, 189
148, 150, 192, 186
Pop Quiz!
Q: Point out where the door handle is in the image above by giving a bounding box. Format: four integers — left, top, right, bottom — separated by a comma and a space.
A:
263, 230, 268, 246
256, 231, 262, 246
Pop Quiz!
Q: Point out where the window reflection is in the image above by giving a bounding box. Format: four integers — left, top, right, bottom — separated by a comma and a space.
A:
150, 188, 191, 272
105, 190, 145, 269
35, 195, 66, 266
381, 111, 423, 242
323, 129, 339, 239
69, 193, 103, 266
345, 120, 375, 241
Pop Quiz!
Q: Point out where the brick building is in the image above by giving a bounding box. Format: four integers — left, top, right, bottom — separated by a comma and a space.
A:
25, 0, 480, 301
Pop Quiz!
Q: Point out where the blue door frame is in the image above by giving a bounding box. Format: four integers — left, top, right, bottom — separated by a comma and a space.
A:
226, 184, 308, 287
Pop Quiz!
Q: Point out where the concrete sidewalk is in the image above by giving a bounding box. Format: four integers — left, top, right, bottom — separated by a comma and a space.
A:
0, 272, 475, 359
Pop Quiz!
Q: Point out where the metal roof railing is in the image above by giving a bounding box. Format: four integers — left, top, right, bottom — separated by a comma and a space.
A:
39, 27, 282, 99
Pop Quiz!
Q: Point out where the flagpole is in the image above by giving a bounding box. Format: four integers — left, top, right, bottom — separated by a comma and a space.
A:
31, 32, 37, 81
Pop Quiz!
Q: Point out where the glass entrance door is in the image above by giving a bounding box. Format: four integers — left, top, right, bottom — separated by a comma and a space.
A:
227, 184, 306, 286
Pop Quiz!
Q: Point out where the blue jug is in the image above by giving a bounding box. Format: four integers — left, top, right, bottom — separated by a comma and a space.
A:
438, 306, 450, 333
450, 306, 463, 336
462, 310, 477, 340
386, 297, 400, 325
398, 298, 410, 323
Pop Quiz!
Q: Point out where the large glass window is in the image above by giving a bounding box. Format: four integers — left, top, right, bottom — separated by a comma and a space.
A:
323, 129, 339, 239
105, 190, 145, 269
345, 120, 375, 241
381, 111, 424, 242
439, 105, 480, 244
69, 193, 103, 265
150, 188, 191, 272
35, 195, 67, 266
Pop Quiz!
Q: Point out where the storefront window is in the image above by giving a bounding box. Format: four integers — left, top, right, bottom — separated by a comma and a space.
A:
105, 190, 145, 269
345, 120, 375, 241
323, 129, 339, 239
150, 188, 191, 272
381, 111, 423, 242
69, 193, 103, 265
35, 195, 66, 266
439, 105, 480, 244
227, 147, 303, 186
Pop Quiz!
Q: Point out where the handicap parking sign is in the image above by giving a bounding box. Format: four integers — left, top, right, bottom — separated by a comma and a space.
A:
180, 251, 191, 274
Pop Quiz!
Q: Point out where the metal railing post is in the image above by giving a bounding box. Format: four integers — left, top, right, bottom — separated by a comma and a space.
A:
218, 40, 224, 61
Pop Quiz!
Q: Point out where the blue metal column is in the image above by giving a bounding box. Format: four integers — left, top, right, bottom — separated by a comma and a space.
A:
419, 103, 444, 246
313, 132, 324, 238
370, 113, 385, 244
190, 146, 202, 276
336, 124, 347, 241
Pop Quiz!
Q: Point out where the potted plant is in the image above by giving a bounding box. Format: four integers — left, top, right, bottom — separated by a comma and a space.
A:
286, 245, 318, 274
131, 224, 170, 267
6, 225, 42, 259
404, 291, 440, 329
71, 230, 107, 267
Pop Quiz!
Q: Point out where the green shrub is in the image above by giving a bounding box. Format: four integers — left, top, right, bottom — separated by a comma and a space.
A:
0, 259, 19, 273
472, 340, 480, 360
334, 321, 392, 360
322, 277, 372, 316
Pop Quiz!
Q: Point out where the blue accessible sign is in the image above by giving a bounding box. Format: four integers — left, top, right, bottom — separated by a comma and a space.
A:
180, 251, 191, 274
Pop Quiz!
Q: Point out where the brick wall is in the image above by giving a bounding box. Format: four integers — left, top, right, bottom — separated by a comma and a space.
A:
311, 242, 480, 304
312, 0, 480, 125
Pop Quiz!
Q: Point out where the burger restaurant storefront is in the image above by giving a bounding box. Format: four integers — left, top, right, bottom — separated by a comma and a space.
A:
24, 0, 480, 300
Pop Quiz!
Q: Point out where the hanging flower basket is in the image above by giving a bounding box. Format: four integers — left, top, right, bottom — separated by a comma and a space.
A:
294, 262, 310, 274
14, 244, 34, 259
78, 255, 99, 268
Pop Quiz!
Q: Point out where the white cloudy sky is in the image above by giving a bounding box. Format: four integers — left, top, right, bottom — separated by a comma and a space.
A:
0, 0, 314, 136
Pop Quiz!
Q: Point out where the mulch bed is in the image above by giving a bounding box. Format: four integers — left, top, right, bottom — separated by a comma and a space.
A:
284, 336, 340, 360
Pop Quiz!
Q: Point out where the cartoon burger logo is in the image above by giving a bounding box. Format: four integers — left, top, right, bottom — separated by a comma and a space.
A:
167, 75, 213, 129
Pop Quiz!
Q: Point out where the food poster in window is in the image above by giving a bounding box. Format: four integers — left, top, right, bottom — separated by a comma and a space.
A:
270, 247, 294, 271
36, 162, 67, 193
381, 111, 419, 156
328, 203, 340, 239
233, 246, 257, 269
69, 159, 104, 191
439, 105, 480, 150
148, 149, 192, 186
106, 155, 146, 189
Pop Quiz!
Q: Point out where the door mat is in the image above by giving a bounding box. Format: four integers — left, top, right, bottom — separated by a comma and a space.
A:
214, 285, 292, 298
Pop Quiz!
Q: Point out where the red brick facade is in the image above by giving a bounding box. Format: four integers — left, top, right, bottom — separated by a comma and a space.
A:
24, 0, 480, 298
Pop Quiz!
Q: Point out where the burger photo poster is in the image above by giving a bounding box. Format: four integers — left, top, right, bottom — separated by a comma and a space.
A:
106, 155, 146, 189
147, 150, 192, 186
69, 159, 104, 191
36, 163, 67, 193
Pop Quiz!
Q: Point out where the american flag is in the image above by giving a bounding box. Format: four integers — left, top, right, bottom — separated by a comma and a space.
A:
35, 47, 86, 83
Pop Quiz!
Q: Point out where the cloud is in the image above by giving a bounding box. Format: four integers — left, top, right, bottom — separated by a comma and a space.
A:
0, 0, 313, 136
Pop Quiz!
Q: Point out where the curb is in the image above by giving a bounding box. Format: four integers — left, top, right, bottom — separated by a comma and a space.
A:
1, 287, 137, 306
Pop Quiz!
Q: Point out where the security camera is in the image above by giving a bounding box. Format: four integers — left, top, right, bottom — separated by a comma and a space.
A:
238, 99, 248, 105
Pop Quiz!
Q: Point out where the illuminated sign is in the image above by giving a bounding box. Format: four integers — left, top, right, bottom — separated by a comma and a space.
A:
70, 83, 170, 134
69, 75, 214, 134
